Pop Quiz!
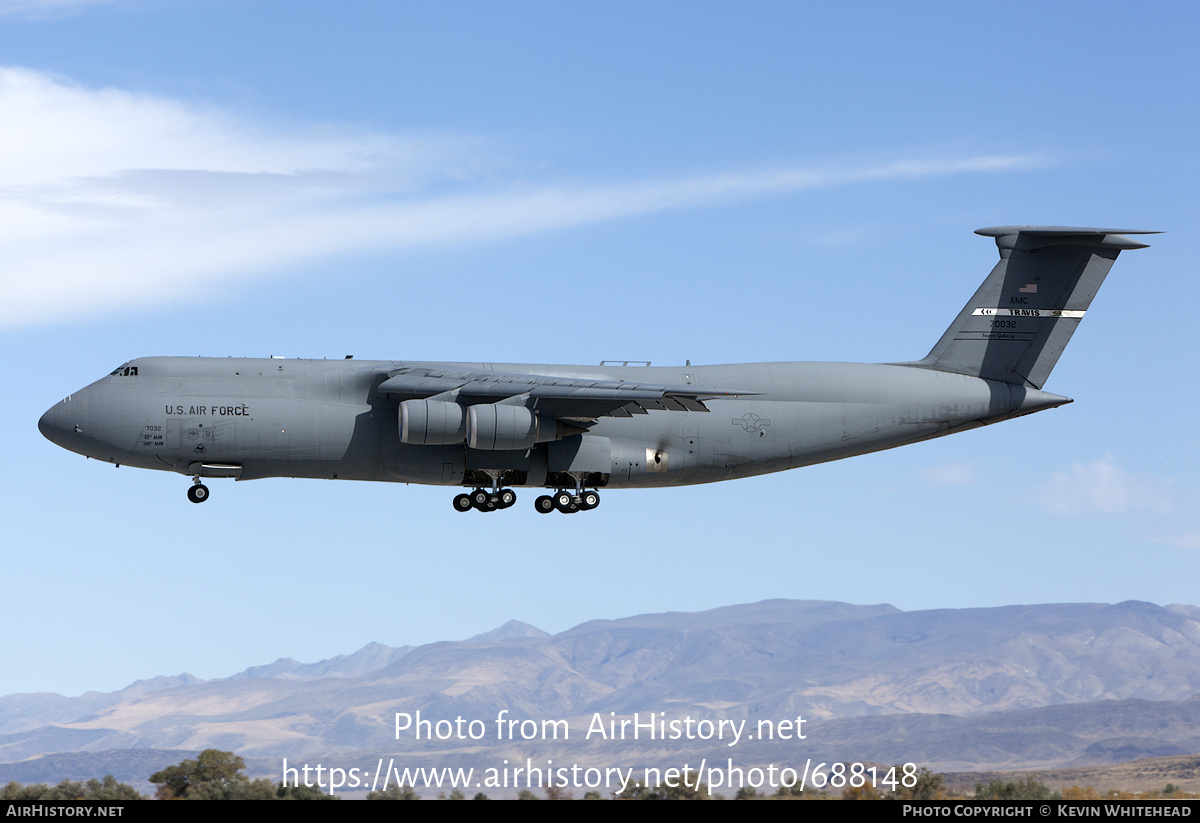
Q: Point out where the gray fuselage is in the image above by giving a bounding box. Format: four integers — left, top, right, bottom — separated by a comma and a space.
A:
41, 226, 1148, 508
38, 356, 1067, 491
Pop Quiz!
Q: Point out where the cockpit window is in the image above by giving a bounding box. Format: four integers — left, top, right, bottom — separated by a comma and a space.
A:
109, 364, 139, 377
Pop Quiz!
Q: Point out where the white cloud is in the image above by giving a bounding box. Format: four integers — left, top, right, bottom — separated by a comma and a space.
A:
1035, 455, 1174, 515
1149, 533, 1200, 551
0, 67, 464, 192
0, 66, 1044, 329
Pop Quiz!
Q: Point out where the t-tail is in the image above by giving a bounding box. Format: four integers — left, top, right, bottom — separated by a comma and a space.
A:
912, 226, 1158, 389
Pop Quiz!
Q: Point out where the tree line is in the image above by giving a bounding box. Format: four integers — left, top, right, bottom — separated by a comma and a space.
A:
2, 752, 1195, 800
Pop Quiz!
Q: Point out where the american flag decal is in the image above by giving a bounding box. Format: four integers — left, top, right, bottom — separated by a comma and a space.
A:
1019, 283, 1038, 293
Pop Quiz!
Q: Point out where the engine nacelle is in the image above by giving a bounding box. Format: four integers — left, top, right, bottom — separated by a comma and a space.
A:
400, 399, 466, 445
467, 404, 540, 451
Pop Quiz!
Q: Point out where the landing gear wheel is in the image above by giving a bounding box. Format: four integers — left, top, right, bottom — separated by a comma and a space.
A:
552, 490, 574, 512
187, 484, 210, 504
579, 490, 600, 510
453, 493, 473, 512
497, 488, 517, 509
535, 495, 555, 514
470, 489, 492, 511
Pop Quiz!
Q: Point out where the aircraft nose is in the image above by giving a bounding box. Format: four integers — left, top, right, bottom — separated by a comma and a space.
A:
38, 397, 82, 450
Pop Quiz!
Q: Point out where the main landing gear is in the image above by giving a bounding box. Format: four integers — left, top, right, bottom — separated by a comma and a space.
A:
187, 477, 210, 504
534, 489, 600, 514
453, 488, 517, 513
451, 487, 602, 513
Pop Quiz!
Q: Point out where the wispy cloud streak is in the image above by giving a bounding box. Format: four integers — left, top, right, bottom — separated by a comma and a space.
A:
1152, 533, 1200, 551
1034, 455, 1174, 515
0, 67, 1044, 329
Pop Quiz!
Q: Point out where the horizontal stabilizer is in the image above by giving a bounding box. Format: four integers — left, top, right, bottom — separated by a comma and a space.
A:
976, 226, 1158, 250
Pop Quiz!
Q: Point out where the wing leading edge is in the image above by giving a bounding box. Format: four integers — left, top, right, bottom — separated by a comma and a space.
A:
375, 367, 757, 420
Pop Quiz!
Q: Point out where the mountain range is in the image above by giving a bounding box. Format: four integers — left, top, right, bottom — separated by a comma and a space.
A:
3, 599, 1199, 789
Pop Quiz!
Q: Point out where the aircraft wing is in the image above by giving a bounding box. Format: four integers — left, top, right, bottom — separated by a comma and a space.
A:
375, 367, 756, 420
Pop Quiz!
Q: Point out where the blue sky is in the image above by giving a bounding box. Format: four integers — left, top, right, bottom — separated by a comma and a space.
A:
2, 0, 1197, 697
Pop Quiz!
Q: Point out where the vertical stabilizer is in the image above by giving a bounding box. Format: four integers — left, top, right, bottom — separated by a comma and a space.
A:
913, 226, 1157, 388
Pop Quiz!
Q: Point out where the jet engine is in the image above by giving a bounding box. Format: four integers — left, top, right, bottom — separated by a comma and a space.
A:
467, 404, 541, 450
399, 399, 466, 445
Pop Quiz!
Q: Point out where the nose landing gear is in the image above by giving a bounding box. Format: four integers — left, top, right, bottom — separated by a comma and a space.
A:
187, 477, 210, 504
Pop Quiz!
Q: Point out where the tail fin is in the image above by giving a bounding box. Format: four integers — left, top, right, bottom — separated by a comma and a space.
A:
912, 226, 1158, 389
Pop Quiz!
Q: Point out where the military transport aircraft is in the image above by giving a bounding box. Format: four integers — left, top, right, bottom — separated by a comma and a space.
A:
38, 226, 1154, 514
